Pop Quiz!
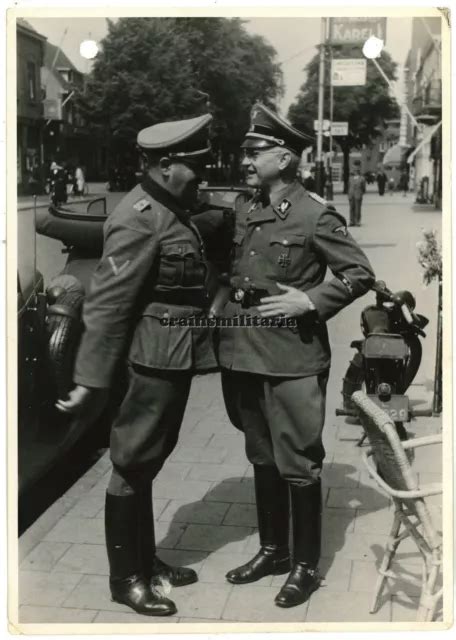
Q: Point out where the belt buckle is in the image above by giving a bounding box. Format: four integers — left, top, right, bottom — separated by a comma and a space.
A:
234, 288, 245, 303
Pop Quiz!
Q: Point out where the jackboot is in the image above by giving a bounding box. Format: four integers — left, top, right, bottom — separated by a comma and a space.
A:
226, 465, 290, 584
138, 485, 197, 587
105, 493, 176, 616
275, 480, 322, 608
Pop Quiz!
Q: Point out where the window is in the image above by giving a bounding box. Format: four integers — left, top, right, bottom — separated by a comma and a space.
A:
27, 62, 36, 100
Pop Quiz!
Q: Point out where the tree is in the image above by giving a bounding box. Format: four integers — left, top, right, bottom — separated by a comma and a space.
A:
288, 45, 400, 191
76, 18, 283, 178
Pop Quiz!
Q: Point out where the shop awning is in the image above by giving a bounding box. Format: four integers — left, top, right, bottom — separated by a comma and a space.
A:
382, 144, 411, 166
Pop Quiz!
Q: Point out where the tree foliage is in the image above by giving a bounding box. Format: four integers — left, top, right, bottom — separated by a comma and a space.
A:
76, 18, 283, 163
287, 45, 400, 188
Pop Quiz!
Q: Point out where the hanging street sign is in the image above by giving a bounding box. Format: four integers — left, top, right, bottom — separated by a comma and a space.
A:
331, 122, 349, 136
328, 17, 387, 45
331, 58, 367, 86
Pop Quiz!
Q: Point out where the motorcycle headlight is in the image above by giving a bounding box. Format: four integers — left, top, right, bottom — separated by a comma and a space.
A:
377, 383, 392, 399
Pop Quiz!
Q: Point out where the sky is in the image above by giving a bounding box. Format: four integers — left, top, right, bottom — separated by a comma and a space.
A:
27, 16, 414, 115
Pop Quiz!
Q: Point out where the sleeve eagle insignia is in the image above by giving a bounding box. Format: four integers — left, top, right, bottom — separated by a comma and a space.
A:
133, 198, 152, 212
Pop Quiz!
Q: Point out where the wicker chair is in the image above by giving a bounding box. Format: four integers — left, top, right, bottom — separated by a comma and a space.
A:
351, 391, 443, 622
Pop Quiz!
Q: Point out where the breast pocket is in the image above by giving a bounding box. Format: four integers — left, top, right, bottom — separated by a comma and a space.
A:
266, 233, 307, 280
159, 242, 207, 287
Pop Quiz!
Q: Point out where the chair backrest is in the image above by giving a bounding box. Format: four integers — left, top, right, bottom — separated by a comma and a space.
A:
351, 391, 440, 550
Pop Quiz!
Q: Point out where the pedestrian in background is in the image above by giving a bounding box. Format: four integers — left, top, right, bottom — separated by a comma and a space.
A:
49, 161, 67, 206
347, 165, 366, 226
399, 168, 409, 197
376, 168, 387, 196
388, 175, 395, 195
218, 103, 375, 608
56, 114, 218, 617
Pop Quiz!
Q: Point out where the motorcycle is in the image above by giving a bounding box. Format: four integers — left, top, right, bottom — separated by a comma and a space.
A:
336, 280, 431, 443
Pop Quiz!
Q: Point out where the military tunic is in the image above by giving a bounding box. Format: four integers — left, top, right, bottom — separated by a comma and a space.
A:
218, 180, 375, 481
74, 175, 216, 472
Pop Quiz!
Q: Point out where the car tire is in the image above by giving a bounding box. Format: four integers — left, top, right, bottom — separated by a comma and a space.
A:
46, 288, 85, 401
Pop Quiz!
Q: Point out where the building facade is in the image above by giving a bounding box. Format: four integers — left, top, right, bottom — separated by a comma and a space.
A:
405, 17, 442, 207
17, 19, 46, 194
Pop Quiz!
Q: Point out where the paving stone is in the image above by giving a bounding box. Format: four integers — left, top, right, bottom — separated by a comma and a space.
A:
93, 610, 179, 623
209, 434, 244, 450
222, 585, 308, 622
152, 478, 213, 501
306, 588, 391, 622
337, 424, 365, 441
187, 463, 248, 483
159, 500, 229, 525
243, 529, 261, 555
53, 543, 108, 575
410, 444, 442, 473
177, 524, 252, 554
350, 559, 426, 597
323, 507, 356, 535
390, 595, 421, 621
155, 549, 205, 573
204, 481, 255, 504
327, 487, 389, 510
174, 432, 214, 449
156, 462, 193, 482
19, 605, 98, 623
66, 496, 104, 519
156, 522, 187, 549
20, 542, 71, 572
19, 495, 77, 561
19, 570, 83, 607
223, 503, 257, 527
170, 447, 227, 464
321, 463, 360, 488
321, 530, 391, 562
171, 582, 232, 619
61, 574, 133, 612
43, 517, 104, 545
354, 508, 395, 534
199, 551, 273, 586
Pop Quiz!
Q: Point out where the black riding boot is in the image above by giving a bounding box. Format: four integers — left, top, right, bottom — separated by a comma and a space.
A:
226, 465, 290, 584
138, 485, 197, 587
275, 480, 322, 608
105, 493, 176, 616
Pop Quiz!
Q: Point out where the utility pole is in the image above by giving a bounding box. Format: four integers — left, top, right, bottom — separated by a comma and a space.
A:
315, 17, 327, 197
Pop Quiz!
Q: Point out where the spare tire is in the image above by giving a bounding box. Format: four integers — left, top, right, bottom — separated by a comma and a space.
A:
45, 280, 85, 400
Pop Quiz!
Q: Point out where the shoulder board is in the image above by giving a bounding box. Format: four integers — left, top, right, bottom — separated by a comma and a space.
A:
307, 191, 328, 207
133, 198, 152, 212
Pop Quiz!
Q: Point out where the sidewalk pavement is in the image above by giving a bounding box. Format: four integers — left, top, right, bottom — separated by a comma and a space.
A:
17, 192, 443, 626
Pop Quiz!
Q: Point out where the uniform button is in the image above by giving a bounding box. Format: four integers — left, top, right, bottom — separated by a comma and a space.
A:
255, 226, 261, 231
250, 250, 256, 256
244, 276, 250, 282
163, 312, 169, 319
282, 239, 289, 245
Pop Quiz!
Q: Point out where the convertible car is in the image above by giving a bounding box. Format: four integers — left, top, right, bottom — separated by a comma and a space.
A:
18, 185, 250, 493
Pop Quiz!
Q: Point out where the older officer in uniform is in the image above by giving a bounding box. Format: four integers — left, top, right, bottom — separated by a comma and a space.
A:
218, 103, 375, 608
57, 114, 217, 616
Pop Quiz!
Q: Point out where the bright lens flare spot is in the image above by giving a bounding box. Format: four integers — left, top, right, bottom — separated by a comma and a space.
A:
362, 36, 384, 60
80, 40, 99, 60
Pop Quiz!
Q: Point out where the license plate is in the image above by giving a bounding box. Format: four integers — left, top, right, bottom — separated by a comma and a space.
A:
368, 394, 410, 422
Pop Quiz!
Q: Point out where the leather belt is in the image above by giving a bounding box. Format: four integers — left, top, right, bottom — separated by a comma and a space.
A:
152, 289, 210, 309
229, 287, 270, 308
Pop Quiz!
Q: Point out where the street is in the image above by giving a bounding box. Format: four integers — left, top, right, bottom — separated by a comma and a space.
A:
17, 190, 443, 624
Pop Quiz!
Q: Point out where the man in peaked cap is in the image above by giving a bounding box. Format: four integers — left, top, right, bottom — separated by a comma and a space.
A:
217, 103, 375, 607
57, 114, 218, 616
